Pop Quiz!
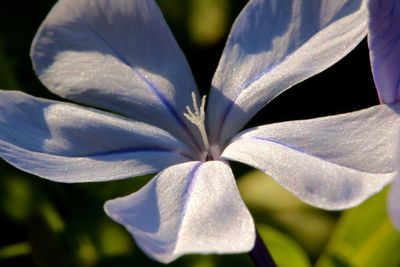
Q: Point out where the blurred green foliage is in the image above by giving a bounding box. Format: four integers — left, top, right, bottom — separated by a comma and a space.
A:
257, 225, 311, 267
0, 0, 399, 267
316, 188, 400, 267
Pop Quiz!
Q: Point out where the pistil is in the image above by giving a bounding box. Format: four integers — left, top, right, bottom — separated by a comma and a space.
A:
183, 92, 210, 150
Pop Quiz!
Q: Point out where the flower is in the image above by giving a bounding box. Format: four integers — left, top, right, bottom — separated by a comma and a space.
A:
367, 0, 400, 229
0, 0, 399, 263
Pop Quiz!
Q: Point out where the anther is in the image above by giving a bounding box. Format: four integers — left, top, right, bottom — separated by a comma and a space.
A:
183, 92, 210, 149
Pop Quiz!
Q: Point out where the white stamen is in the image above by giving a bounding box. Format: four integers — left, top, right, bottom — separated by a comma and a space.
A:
184, 92, 210, 149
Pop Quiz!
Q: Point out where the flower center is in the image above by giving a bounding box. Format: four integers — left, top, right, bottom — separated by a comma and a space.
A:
184, 92, 210, 151
184, 92, 222, 161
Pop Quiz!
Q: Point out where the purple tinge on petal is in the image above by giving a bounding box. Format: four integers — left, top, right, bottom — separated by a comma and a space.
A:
368, 0, 400, 103
31, 0, 201, 149
80, 21, 198, 145
0, 91, 192, 182
222, 103, 400, 210
104, 161, 255, 264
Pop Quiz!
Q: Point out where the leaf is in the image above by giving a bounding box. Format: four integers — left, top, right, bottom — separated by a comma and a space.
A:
257, 224, 311, 267
0, 174, 36, 221
0, 242, 31, 260
316, 188, 400, 267
99, 220, 134, 257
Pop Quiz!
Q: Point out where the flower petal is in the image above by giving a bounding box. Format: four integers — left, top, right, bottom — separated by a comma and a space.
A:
389, 176, 400, 230
104, 161, 255, 263
222, 104, 400, 210
368, 0, 400, 104
31, 0, 200, 148
0, 91, 192, 182
207, 0, 368, 145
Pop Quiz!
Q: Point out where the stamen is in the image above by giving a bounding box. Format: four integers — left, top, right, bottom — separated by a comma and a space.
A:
183, 92, 210, 149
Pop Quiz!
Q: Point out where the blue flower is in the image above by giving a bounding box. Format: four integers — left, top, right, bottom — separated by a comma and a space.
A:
367, 0, 400, 230
0, 0, 399, 263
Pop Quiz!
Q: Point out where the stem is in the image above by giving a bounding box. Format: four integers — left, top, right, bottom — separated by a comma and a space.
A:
248, 230, 277, 267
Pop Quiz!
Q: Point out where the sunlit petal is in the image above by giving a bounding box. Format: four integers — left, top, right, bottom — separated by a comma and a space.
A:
105, 161, 255, 263
31, 0, 200, 147
222, 104, 400, 209
0, 91, 192, 182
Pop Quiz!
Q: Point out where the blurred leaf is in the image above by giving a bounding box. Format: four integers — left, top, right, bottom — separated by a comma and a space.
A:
1, 175, 35, 221
190, 256, 216, 267
0, 242, 31, 260
40, 201, 65, 233
189, 0, 228, 45
99, 220, 133, 256
77, 234, 98, 267
170, 255, 218, 267
316, 188, 400, 267
238, 170, 335, 256
239, 170, 305, 211
258, 224, 311, 267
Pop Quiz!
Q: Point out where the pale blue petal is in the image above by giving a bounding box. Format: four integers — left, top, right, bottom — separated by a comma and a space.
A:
31, 0, 201, 149
105, 161, 255, 264
207, 0, 368, 145
368, 0, 400, 103
389, 176, 400, 230
222, 104, 400, 210
0, 91, 193, 182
